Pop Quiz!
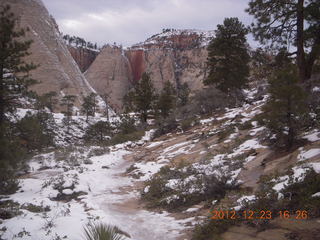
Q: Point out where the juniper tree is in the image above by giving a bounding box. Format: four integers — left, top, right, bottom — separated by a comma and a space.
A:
246, 0, 320, 82
204, 17, 250, 94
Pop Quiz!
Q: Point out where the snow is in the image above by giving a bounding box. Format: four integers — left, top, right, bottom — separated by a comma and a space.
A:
312, 86, 320, 92
298, 148, 320, 161
131, 161, 167, 181
303, 130, 320, 142
200, 117, 215, 125
233, 195, 256, 211
1, 146, 189, 240
146, 140, 165, 148
312, 192, 320, 197
185, 207, 199, 213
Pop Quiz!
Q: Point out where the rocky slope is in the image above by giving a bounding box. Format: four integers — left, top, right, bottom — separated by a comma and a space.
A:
1, 0, 94, 107
67, 46, 99, 73
86, 29, 213, 111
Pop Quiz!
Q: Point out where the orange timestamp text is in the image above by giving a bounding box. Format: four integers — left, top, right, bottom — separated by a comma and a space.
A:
210, 210, 308, 220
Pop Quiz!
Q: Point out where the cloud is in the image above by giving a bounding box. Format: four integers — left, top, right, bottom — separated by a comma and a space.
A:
42, 0, 251, 46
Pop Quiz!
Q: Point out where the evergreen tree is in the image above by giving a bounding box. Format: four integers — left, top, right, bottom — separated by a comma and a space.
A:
261, 63, 307, 150
84, 121, 112, 144
246, 0, 320, 81
60, 95, 76, 131
82, 93, 97, 121
204, 17, 250, 94
177, 82, 190, 106
0, 5, 37, 125
0, 5, 38, 192
16, 112, 55, 152
132, 72, 155, 123
156, 81, 176, 119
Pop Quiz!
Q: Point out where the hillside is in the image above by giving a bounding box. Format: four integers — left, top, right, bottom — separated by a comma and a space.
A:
0, 0, 95, 107
1, 87, 319, 240
86, 29, 211, 111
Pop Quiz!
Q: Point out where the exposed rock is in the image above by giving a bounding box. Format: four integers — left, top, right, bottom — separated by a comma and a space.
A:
67, 46, 99, 73
85, 46, 133, 111
86, 29, 213, 111
1, 0, 95, 107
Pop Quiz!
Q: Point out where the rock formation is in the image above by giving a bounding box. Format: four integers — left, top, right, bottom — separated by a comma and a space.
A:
67, 46, 99, 73
1, 0, 95, 107
85, 46, 133, 111
86, 29, 213, 111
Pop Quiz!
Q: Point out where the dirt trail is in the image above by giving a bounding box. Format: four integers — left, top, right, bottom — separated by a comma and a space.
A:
90, 150, 190, 240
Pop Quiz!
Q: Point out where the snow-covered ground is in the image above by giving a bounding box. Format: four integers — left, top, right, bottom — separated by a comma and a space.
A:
0, 143, 190, 240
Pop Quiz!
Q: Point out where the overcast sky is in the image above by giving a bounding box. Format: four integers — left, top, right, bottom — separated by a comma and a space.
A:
42, 0, 252, 47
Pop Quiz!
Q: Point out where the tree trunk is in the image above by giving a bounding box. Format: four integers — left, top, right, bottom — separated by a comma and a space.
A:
296, 0, 306, 82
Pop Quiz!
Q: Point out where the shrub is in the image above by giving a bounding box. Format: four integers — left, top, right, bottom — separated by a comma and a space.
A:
153, 116, 178, 138
83, 222, 130, 240
109, 131, 145, 145
192, 218, 237, 240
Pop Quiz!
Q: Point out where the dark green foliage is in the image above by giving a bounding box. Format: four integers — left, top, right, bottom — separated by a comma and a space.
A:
0, 169, 20, 195
16, 112, 55, 152
35, 91, 57, 112
192, 218, 236, 240
246, 0, 320, 81
131, 73, 155, 123
84, 121, 112, 144
0, 5, 38, 125
156, 81, 176, 119
153, 116, 178, 138
83, 222, 129, 240
82, 93, 97, 121
261, 64, 307, 150
177, 82, 190, 106
282, 169, 320, 218
0, 5, 38, 191
204, 17, 250, 93
117, 113, 136, 135
142, 165, 237, 210
60, 95, 76, 131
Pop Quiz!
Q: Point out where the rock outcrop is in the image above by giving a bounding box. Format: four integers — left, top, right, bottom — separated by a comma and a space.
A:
85, 46, 133, 111
86, 29, 213, 111
1, 0, 94, 107
67, 46, 99, 73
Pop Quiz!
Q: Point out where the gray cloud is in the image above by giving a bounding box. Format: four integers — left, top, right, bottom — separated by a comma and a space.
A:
42, 0, 252, 47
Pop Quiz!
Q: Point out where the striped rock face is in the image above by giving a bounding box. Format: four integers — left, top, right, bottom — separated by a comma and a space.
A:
86, 29, 213, 111
1, 0, 95, 108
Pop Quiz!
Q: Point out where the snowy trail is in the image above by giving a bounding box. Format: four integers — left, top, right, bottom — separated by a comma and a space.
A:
0, 146, 187, 240
81, 148, 186, 240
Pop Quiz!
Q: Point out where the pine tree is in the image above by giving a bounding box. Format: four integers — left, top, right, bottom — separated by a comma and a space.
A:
0, 5, 38, 193
204, 17, 250, 94
0, 5, 37, 126
84, 121, 112, 144
261, 63, 307, 150
60, 95, 76, 131
177, 82, 190, 106
246, 0, 320, 81
156, 81, 176, 119
132, 72, 155, 123
82, 93, 97, 122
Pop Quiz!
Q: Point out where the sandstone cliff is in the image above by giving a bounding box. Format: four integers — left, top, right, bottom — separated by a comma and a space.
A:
1, 0, 94, 107
86, 29, 213, 111
67, 46, 99, 73
85, 46, 133, 111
